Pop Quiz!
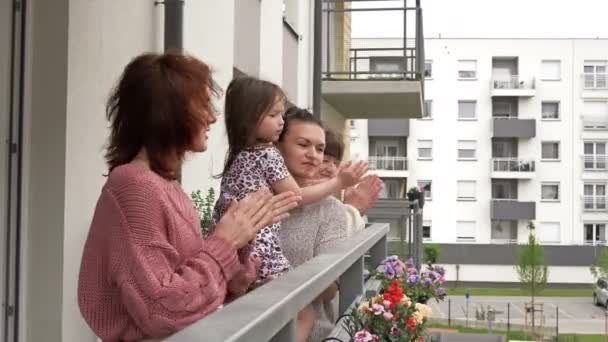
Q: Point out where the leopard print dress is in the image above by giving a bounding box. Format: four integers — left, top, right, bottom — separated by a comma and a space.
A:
213, 145, 291, 283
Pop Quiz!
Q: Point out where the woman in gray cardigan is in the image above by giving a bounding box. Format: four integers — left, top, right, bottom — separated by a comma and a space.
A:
277, 107, 382, 342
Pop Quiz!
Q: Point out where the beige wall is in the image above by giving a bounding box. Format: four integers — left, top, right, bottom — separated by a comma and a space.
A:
321, 99, 351, 161
24, 0, 161, 341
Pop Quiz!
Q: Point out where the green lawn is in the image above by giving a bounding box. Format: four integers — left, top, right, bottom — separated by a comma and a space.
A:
429, 324, 604, 341
446, 287, 591, 297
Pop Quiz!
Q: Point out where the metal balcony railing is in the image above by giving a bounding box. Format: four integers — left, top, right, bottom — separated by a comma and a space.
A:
164, 223, 392, 342
492, 158, 535, 172
582, 154, 608, 170
368, 156, 408, 171
321, 0, 424, 82
583, 195, 608, 211
583, 73, 608, 89
492, 75, 535, 90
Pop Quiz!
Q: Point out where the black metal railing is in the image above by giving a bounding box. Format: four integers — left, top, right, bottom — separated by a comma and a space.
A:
321, 0, 424, 82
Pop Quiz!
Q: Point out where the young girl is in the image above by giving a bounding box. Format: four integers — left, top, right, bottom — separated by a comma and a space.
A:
213, 77, 367, 342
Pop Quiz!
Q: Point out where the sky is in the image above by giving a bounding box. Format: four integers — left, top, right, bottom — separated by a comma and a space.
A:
352, 0, 608, 39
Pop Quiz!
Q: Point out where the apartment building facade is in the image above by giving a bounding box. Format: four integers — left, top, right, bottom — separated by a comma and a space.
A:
351, 37, 608, 284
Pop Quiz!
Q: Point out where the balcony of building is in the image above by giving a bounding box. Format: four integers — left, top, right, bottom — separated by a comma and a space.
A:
320, 0, 424, 119
582, 195, 608, 212
582, 72, 608, 90
491, 158, 536, 179
490, 57, 535, 97
491, 98, 535, 138
490, 199, 536, 221
582, 154, 608, 171
490, 220, 518, 244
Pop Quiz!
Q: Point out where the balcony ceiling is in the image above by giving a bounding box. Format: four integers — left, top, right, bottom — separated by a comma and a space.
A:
322, 80, 423, 119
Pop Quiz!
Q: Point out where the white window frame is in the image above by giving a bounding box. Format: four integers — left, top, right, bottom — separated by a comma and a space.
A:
538, 222, 561, 244
541, 101, 560, 121
417, 140, 433, 160
417, 180, 432, 200
424, 59, 433, 79
457, 180, 477, 201
457, 140, 477, 161
583, 141, 608, 170
422, 100, 433, 120
584, 222, 607, 245
541, 182, 560, 202
456, 221, 476, 242
583, 60, 608, 89
457, 60, 477, 80
541, 141, 560, 161
458, 100, 477, 120
540, 60, 561, 81
583, 182, 607, 211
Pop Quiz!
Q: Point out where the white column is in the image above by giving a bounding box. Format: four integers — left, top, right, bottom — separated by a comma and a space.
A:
259, 0, 284, 85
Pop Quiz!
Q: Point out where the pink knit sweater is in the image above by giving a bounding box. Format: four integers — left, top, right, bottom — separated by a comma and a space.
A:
78, 163, 253, 341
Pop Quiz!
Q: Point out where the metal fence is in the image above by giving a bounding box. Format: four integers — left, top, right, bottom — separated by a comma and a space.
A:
321, 0, 424, 81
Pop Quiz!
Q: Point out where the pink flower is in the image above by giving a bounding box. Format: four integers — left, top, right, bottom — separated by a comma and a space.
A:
383, 311, 394, 320
354, 330, 378, 342
439, 275, 446, 284
383, 300, 392, 308
371, 303, 385, 315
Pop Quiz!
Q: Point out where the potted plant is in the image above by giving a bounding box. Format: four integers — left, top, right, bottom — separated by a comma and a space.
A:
191, 188, 216, 238
406, 186, 425, 209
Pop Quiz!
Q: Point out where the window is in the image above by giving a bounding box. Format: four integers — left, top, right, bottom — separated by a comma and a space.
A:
457, 180, 476, 201
541, 101, 560, 120
456, 221, 476, 242
493, 101, 515, 118
422, 100, 433, 119
458, 100, 477, 120
585, 223, 607, 244
491, 220, 517, 242
538, 222, 561, 244
417, 180, 432, 200
541, 142, 560, 160
584, 142, 607, 170
457, 140, 477, 160
583, 61, 607, 89
424, 60, 433, 78
422, 220, 431, 240
349, 119, 356, 129
541, 182, 560, 201
583, 100, 608, 129
417, 140, 432, 160
369, 56, 405, 79
380, 178, 406, 199
457, 60, 477, 79
584, 183, 607, 210
541, 60, 561, 81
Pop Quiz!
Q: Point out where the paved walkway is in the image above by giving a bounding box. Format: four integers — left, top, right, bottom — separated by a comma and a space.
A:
428, 296, 607, 334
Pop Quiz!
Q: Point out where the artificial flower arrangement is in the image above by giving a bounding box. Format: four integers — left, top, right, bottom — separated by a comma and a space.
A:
342, 256, 447, 342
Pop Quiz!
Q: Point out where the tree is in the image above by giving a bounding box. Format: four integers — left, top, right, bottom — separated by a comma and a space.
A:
590, 247, 608, 280
423, 244, 441, 268
515, 222, 548, 333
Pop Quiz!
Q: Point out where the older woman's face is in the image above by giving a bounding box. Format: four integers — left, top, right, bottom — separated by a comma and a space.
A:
278, 121, 325, 180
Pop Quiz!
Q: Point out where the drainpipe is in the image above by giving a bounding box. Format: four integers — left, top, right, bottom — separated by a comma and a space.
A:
312, 0, 322, 119
162, 0, 184, 52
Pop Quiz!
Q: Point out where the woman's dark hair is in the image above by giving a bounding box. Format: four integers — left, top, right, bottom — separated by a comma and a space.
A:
105, 52, 220, 180
324, 129, 344, 161
278, 106, 324, 142
221, 77, 285, 177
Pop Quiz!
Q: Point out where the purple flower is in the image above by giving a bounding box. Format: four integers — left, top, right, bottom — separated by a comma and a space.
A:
406, 274, 420, 284
423, 278, 433, 288
382, 256, 406, 279
405, 257, 415, 267
427, 271, 439, 281
437, 287, 446, 298
434, 265, 446, 276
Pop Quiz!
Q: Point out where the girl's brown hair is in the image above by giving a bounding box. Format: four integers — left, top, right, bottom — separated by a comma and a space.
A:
105, 52, 220, 179
221, 76, 285, 176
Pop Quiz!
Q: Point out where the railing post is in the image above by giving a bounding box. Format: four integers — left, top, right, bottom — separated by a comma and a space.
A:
339, 257, 364, 314
369, 235, 387, 268
270, 319, 297, 342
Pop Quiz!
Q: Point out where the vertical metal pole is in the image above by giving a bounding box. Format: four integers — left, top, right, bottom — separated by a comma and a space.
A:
413, 203, 423, 270
369, 235, 387, 268
164, 0, 184, 52
556, 305, 559, 338
339, 257, 364, 314
325, 2, 331, 76
312, 0, 322, 118
507, 302, 511, 333
353, 49, 357, 79
448, 299, 451, 327
270, 319, 296, 342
